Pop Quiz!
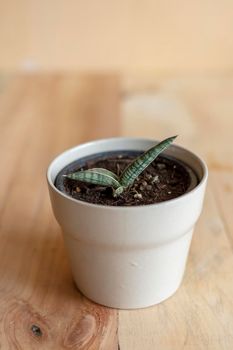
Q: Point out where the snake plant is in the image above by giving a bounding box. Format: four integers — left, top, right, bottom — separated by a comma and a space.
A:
64, 136, 177, 197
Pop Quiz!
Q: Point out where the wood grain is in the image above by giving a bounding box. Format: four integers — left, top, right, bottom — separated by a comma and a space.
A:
1, 74, 233, 349
119, 75, 233, 350
0, 74, 119, 349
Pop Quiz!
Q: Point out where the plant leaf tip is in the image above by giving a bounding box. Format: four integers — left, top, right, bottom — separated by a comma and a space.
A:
167, 135, 178, 143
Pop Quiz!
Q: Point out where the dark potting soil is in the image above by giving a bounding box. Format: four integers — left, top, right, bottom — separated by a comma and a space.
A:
55, 151, 198, 207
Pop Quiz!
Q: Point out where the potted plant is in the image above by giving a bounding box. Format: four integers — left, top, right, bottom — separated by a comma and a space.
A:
47, 136, 208, 309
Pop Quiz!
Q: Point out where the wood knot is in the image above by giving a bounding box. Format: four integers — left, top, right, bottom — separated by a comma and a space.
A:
31, 324, 42, 337
63, 314, 96, 348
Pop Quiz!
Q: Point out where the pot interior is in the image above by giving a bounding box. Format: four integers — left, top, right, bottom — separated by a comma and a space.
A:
55, 150, 199, 197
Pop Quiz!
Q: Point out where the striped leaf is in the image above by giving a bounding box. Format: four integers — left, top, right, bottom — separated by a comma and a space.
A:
120, 136, 177, 187
64, 168, 121, 189
88, 168, 119, 180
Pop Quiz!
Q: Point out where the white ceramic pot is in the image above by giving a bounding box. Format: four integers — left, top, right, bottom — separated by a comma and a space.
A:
47, 138, 208, 309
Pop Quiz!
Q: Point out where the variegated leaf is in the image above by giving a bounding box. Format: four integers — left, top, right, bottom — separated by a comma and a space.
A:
64, 168, 121, 189
120, 136, 177, 187
88, 168, 119, 180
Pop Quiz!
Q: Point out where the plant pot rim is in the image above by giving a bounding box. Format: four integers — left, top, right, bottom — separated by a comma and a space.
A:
47, 136, 208, 211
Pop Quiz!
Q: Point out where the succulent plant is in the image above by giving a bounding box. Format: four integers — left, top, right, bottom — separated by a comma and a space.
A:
64, 136, 177, 197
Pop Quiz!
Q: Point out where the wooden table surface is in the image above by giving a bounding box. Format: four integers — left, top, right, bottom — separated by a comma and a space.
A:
0, 73, 233, 349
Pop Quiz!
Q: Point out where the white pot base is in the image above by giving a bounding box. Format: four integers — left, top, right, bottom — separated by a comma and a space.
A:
65, 228, 193, 309
74, 278, 183, 310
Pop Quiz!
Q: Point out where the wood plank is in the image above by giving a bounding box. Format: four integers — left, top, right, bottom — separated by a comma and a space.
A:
121, 76, 233, 166
118, 171, 233, 350
119, 76, 233, 349
0, 74, 119, 349
211, 171, 233, 246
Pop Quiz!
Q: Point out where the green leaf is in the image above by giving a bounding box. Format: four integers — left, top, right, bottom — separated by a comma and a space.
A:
120, 136, 177, 187
113, 186, 124, 197
65, 168, 121, 189
88, 168, 119, 180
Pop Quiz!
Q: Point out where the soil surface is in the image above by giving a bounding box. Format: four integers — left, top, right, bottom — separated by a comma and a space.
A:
55, 151, 197, 206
